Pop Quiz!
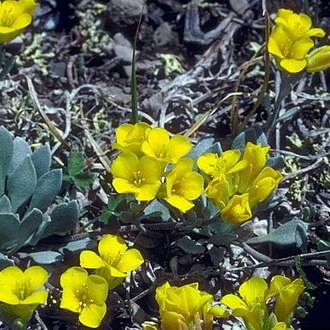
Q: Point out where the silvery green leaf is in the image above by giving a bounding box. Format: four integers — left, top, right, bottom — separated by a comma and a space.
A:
0, 213, 20, 250
266, 156, 285, 170
7, 137, 31, 176
0, 253, 14, 269
231, 126, 268, 151
176, 236, 205, 254
42, 201, 79, 238
247, 219, 308, 248
17, 209, 44, 246
0, 127, 13, 195
27, 169, 62, 213
186, 136, 220, 162
31, 144, 51, 179
7, 156, 37, 212
143, 199, 171, 221
18, 251, 63, 264
0, 195, 11, 213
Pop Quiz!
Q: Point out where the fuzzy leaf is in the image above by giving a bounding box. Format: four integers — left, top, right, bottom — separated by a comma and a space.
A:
18, 209, 44, 247
0, 213, 20, 250
31, 144, 51, 179
7, 137, 31, 176
7, 156, 37, 212
27, 169, 62, 213
0, 195, 11, 213
247, 220, 308, 248
0, 127, 13, 195
42, 201, 79, 238
231, 126, 268, 151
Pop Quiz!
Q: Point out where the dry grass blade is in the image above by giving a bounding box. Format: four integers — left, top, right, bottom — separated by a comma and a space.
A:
25, 76, 71, 152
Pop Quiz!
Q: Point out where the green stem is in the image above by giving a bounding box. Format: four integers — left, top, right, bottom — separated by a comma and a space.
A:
131, 2, 145, 124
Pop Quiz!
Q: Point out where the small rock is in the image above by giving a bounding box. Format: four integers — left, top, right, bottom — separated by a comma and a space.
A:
107, 0, 146, 27
153, 22, 178, 47
113, 33, 133, 63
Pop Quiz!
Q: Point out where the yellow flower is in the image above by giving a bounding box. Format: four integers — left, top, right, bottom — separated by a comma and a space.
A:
112, 122, 151, 155
248, 167, 283, 208
80, 234, 144, 290
156, 281, 228, 330
221, 193, 252, 223
111, 152, 162, 201
204, 174, 230, 210
268, 8, 325, 73
197, 150, 246, 178
0, 0, 37, 43
60, 267, 108, 328
271, 322, 292, 330
0, 265, 48, 323
306, 45, 330, 72
141, 127, 192, 165
164, 158, 204, 213
221, 277, 269, 330
268, 275, 304, 325
237, 142, 270, 193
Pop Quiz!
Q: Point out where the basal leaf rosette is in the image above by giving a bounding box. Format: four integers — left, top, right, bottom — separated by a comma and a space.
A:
80, 234, 144, 290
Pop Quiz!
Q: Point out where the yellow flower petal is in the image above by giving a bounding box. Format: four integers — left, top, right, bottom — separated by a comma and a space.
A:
221, 193, 252, 223
167, 194, 195, 213
79, 302, 107, 328
60, 267, 88, 289
280, 58, 307, 73
306, 27, 325, 38
98, 234, 127, 263
80, 250, 105, 269
238, 277, 268, 309
165, 135, 192, 163
86, 275, 108, 304
117, 248, 144, 273
221, 293, 248, 312
197, 153, 219, 176
111, 152, 138, 181
289, 37, 314, 59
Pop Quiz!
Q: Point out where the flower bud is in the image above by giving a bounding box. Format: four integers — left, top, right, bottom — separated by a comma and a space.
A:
306, 45, 330, 72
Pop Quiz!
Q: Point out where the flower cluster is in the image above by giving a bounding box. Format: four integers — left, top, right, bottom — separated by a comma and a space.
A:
60, 234, 144, 328
198, 142, 282, 224
154, 281, 229, 330
0, 265, 48, 326
0, 0, 37, 43
111, 122, 204, 213
268, 8, 330, 73
221, 275, 305, 330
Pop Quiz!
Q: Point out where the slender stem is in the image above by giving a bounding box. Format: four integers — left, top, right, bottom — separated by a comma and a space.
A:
131, 2, 146, 124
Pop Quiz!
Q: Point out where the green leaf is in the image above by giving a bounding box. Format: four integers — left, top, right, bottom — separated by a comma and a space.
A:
7, 137, 31, 176
0, 195, 11, 213
231, 126, 268, 151
0, 253, 14, 269
176, 236, 205, 254
68, 151, 86, 176
18, 251, 63, 264
17, 209, 44, 248
31, 144, 51, 179
187, 137, 222, 162
0, 213, 20, 250
143, 199, 171, 221
27, 169, 62, 213
0, 127, 13, 195
247, 220, 308, 248
72, 172, 94, 190
7, 156, 37, 212
42, 201, 79, 238
0, 55, 16, 80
